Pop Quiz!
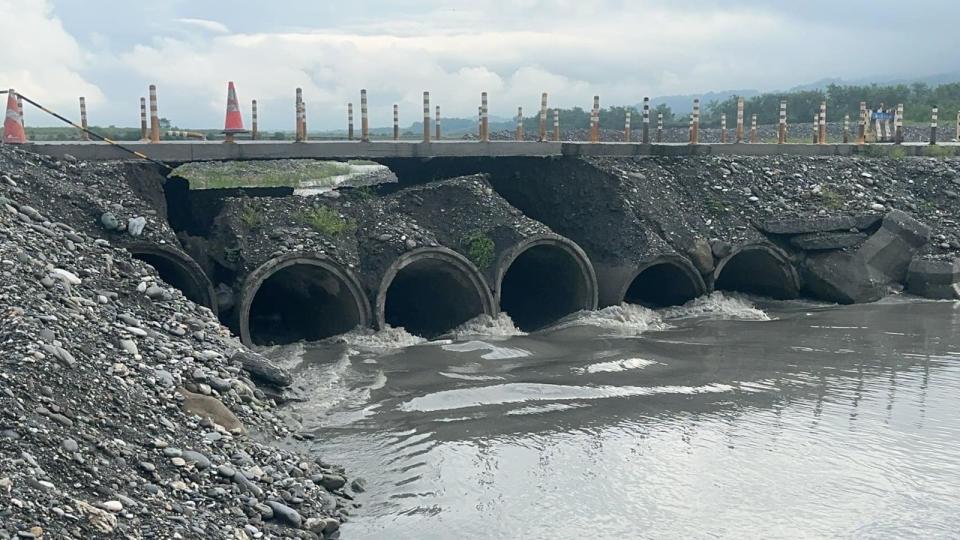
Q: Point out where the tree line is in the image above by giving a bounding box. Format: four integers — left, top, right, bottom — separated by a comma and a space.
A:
519, 82, 960, 131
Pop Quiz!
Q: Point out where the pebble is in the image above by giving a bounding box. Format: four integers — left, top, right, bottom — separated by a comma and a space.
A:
62, 439, 79, 453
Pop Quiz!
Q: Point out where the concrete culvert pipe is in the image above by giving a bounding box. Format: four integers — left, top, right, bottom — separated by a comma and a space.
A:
622, 255, 706, 308
496, 235, 598, 331
239, 253, 370, 347
377, 247, 495, 339
127, 243, 217, 313
714, 243, 801, 299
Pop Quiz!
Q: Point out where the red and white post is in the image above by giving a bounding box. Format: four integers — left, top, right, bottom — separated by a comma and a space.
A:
422, 91, 431, 143
624, 109, 631, 142
691, 98, 700, 144
656, 112, 663, 143
78, 97, 89, 140
360, 89, 369, 142
750, 114, 758, 143
590, 95, 600, 143
139, 97, 148, 141
393, 103, 399, 141
818, 101, 827, 144
516, 106, 524, 141
435, 105, 441, 140
481, 92, 489, 142
720, 114, 727, 143
778, 99, 787, 144
149, 84, 160, 143
930, 106, 938, 145
642, 97, 650, 144
348, 103, 354, 141
251, 100, 258, 140
539, 92, 548, 142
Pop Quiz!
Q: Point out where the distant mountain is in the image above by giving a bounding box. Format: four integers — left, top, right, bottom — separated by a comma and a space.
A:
789, 70, 960, 91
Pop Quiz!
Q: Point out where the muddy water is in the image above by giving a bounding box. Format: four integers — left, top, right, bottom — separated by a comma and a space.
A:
270, 294, 960, 539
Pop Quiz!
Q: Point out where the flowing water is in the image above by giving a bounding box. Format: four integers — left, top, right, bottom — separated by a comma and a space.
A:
269, 293, 960, 539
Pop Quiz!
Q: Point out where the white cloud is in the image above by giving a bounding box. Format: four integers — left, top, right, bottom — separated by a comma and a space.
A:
0, 0, 102, 117
175, 18, 229, 34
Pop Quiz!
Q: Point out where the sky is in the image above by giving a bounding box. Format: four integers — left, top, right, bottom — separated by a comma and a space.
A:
2, 0, 959, 130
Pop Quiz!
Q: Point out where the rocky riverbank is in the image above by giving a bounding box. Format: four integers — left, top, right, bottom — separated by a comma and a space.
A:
0, 145, 357, 539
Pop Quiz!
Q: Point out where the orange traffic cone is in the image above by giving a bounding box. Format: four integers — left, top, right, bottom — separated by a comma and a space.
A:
222, 81, 246, 143
3, 90, 27, 144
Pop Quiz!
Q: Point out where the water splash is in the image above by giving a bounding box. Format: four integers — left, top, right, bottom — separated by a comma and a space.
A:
550, 303, 669, 335
574, 357, 657, 374
441, 340, 530, 360
660, 291, 770, 321
329, 325, 427, 350
449, 313, 526, 339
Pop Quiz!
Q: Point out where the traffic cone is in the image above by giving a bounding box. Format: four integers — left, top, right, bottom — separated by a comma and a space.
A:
3, 90, 27, 144
222, 81, 246, 143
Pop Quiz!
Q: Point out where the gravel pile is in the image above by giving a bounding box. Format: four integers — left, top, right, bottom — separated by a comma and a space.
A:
0, 145, 357, 539
590, 154, 960, 259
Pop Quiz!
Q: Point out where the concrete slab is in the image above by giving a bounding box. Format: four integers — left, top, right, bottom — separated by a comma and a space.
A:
22, 140, 960, 164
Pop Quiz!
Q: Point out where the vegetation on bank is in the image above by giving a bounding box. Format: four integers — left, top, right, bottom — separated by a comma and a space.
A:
174, 160, 353, 189
298, 205, 356, 236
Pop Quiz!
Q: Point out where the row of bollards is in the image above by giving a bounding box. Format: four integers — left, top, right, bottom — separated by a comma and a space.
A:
5, 83, 955, 146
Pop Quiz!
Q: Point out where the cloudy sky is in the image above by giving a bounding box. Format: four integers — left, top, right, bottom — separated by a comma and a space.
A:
3, 0, 959, 129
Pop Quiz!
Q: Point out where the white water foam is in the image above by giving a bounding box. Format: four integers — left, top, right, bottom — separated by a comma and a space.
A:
574, 357, 658, 374
450, 313, 526, 339
659, 291, 771, 321
398, 382, 738, 412
440, 340, 530, 360
505, 402, 590, 416
438, 371, 506, 381
550, 303, 669, 335
328, 325, 427, 350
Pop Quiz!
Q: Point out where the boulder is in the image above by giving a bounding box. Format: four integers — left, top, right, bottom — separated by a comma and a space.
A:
177, 388, 244, 433
906, 258, 960, 300
687, 238, 714, 274
231, 350, 293, 388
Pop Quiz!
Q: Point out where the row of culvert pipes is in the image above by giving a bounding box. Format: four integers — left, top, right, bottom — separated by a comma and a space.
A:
126, 234, 801, 348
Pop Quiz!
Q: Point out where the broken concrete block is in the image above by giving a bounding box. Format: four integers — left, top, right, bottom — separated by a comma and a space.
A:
756, 214, 881, 235
790, 232, 868, 251
802, 251, 888, 304
856, 210, 930, 282
906, 258, 960, 300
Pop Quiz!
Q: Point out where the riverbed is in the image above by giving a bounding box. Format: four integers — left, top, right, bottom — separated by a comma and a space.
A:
269, 293, 960, 539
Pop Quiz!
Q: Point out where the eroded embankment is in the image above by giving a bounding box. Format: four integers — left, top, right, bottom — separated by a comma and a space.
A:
0, 146, 355, 539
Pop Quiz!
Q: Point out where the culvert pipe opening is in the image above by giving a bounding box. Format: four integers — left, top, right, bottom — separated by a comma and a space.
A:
624, 261, 703, 308
715, 246, 800, 299
130, 249, 214, 310
245, 261, 366, 346
498, 241, 596, 331
381, 253, 491, 339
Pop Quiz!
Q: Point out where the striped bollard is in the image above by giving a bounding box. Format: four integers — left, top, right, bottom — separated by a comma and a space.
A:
478, 106, 482, 138
301, 102, 308, 141
139, 97, 148, 141
481, 92, 489, 142
876, 103, 885, 141
778, 99, 787, 144
539, 92, 548, 142
78, 97, 89, 140
624, 110, 631, 142
691, 98, 700, 144
251, 100, 259, 140
858, 101, 866, 144
590, 95, 599, 143
930, 106, 938, 145
360, 89, 369, 142
348, 103, 354, 141
435, 106, 441, 140
688, 116, 693, 143
422, 92, 431, 143
295, 88, 303, 142
553, 109, 560, 141
818, 101, 827, 144
956, 111, 960, 141
812, 113, 819, 144
642, 97, 650, 144
895, 103, 904, 144
843, 114, 849, 144
393, 104, 399, 141
656, 112, 663, 143
16, 94, 24, 128
750, 114, 758, 143
516, 106, 524, 141
149, 84, 160, 143
735, 96, 744, 143
720, 114, 727, 143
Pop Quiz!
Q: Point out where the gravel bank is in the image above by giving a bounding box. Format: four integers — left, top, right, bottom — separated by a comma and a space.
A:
0, 145, 357, 539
